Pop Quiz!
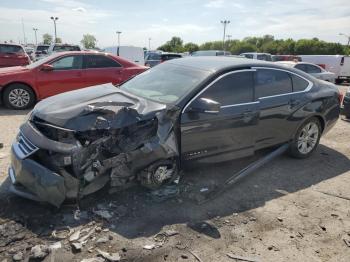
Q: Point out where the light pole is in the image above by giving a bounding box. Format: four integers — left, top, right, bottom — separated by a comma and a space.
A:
50, 17, 58, 43
33, 28, 38, 45
339, 33, 350, 46
148, 38, 151, 50
221, 20, 230, 51
116, 31, 122, 48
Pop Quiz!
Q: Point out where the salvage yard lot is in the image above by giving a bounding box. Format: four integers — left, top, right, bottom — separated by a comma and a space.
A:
0, 85, 350, 261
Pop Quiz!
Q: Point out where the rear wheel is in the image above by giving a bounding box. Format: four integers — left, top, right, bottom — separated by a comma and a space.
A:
3, 84, 35, 110
289, 117, 321, 159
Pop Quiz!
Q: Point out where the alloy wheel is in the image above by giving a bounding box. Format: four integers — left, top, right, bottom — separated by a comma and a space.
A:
8, 88, 30, 108
297, 122, 319, 154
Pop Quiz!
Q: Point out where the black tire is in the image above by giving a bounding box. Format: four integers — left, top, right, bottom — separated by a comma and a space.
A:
3, 83, 35, 110
289, 117, 321, 159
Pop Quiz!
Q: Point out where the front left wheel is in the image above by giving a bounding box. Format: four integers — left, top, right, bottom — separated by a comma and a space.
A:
289, 117, 321, 159
3, 84, 35, 110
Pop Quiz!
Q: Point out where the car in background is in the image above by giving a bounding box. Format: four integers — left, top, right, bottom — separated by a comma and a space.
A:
272, 55, 301, 62
240, 52, 272, 61
277, 61, 336, 83
191, 50, 231, 56
0, 44, 31, 68
7, 57, 340, 206
47, 44, 81, 55
103, 46, 145, 65
299, 55, 350, 84
0, 51, 147, 109
24, 46, 34, 58
33, 44, 50, 61
341, 87, 350, 119
144, 52, 182, 67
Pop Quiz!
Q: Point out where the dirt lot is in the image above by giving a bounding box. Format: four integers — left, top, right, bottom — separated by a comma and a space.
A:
0, 86, 349, 262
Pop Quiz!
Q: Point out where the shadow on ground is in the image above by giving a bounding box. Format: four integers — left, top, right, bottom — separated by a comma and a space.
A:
0, 144, 349, 241
0, 107, 30, 116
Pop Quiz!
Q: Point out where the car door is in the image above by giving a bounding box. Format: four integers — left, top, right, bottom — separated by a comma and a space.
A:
181, 70, 259, 162
254, 68, 296, 148
35, 55, 84, 98
83, 54, 123, 86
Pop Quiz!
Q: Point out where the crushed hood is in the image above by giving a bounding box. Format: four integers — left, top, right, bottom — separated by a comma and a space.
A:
31, 84, 167, 131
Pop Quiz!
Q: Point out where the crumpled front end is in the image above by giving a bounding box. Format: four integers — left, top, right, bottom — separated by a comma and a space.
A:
8, 97, 180, 207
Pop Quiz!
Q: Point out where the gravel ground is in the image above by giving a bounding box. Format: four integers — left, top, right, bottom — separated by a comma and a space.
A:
0, 85, 349, 262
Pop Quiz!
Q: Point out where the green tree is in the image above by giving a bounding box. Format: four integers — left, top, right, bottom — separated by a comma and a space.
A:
42, 33, 53, 44
80, 34, 97, 49
184, 42, 199, 53
55, 37, 62, 44
158, 36, 184, 52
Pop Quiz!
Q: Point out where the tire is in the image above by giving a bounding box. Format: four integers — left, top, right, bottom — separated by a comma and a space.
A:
3, 83, 35, 110
289, 117, 321, 159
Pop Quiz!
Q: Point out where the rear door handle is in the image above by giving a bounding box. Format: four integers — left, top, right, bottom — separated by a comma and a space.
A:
289, 99, 301, 107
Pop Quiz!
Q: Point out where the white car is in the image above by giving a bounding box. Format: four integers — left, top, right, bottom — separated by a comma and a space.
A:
103, 46, 145, 66
47, 44, 81, 56
240, 52, 272, 61
277, 61, 336, 83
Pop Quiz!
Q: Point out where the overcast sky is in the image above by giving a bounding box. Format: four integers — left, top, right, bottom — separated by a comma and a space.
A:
0, 0, 349, 48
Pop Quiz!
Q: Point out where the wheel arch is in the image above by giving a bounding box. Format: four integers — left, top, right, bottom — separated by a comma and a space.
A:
1, 82, 38, 104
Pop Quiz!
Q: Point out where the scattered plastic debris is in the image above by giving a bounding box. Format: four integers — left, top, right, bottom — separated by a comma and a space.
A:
30, 244, 50, 259
150, 184, 179, 202
96, 248, 121, 261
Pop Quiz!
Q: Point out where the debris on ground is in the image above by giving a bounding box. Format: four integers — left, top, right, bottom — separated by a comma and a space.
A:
72, 242, 83, 251
52, 227, 72, 239
343, 234, 350, 247
96, 236, 109, 244
188, 250, 203, 262
226, 253, 261, 262
143, 244, 156, 250
81, 258, 106, 262
12, 251, 23, 261
50, 241, 62, 250
30, 244, 50, 259
93, 210, 114, 220
96, 248, 120, 261
149, 184, 179, 202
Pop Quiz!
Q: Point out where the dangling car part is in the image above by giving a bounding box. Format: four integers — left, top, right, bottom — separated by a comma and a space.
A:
8, 57, 340, 207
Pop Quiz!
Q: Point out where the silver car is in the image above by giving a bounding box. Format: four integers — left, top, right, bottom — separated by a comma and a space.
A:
277, 61, 336, 83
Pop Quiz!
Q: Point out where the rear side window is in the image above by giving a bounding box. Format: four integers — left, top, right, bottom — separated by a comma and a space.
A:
199, 71, 254, 106
243, 54, 254, 59
85, 55, 121, 68
305, 64, 321, 73
294, 64, 307, 72
161, 54, 181, 61
51, 55, 83, 70
0, 44, 24, 54
255, 69, 292, 98
291, 74, 309, 92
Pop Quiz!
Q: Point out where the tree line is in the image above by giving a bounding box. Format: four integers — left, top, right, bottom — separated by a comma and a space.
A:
158, 35, 350, 55
41, 33, 97, 49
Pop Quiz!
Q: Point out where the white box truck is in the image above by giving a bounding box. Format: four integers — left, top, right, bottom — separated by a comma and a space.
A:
103, 46, 145, 66
299, 55, 350, 83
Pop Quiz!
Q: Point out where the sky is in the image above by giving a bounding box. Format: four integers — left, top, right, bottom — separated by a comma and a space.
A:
0, 0, 350, 48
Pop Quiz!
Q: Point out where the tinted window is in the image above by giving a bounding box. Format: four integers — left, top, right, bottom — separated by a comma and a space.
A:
146, 53, 161, 60
0, 44, 24, 54
257, 54, 272, 61
53, 45, 81, 52
243, 54, 254, 59
305, 64, 321, 73
161, 54, 182, 61
295, 64, 307, 72
51, 56, 83, 70
199, 71, 254, 106
85, 55, 121, 68
255, 69, 292, 98
291, 74, 309, 92
36, 45, 49, 51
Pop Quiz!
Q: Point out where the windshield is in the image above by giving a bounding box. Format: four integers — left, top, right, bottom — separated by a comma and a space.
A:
36, 45, 49, 51
0, 44, 24, 54
120, 63, 211, 104
26, 55, 55, 69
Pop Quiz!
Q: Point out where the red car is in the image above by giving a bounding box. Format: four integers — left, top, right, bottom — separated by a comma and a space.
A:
0, 51, 148, 109
0, 43, 31, 68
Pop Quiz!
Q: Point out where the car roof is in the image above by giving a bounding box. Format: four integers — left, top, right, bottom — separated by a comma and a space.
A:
0, 43, 22, 47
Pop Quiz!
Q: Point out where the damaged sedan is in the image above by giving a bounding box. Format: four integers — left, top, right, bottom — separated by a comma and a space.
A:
8, 57, 340, 207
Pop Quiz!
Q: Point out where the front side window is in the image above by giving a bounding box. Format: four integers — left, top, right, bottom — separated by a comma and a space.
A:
255, 69, 292, 98
85, 55, 121, 69
198, 71, 254, 106
51, 56, 83, 70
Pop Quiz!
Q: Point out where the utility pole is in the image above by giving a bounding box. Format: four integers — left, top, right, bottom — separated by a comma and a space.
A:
33, 28, 38, 45
116, 31, 122, 48
21, 18, 26, 45
221, 20, 230, 51
148, 38, 151, 50
226, 34, 232, 41
50, 17, 59, 43
339, 33, 350, 46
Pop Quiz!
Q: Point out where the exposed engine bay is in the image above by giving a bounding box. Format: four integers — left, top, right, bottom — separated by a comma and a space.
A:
10, 86, 181, 207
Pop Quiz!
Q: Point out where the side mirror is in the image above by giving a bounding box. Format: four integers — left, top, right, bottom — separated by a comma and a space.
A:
41, 64, 53, 71
188, 98, 221, 114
